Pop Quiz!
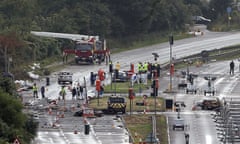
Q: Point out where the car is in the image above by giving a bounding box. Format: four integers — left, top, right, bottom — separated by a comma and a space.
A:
173, 118, 185, 130
199, 97, 222, 110
174, 101, 186, 109
203, 76, 216, 96
73, 109, 104, 117
204, 87, 215, 96
57, 71, 73, 84
87, 90, 97, 99
112, 71, 128, 82
186, 83, 197, 94
177, 71, 188, 89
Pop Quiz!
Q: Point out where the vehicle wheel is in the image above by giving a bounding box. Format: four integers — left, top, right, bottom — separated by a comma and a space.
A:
195, 90, 197, 94
212, 91, 215, 96
203, 106, 207, 110
182, 127, 185, 130
204, 91, 206, 96
186, 90, 188, 94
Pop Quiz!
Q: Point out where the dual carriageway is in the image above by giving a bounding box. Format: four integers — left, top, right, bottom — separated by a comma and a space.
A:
21, 30, 240, 144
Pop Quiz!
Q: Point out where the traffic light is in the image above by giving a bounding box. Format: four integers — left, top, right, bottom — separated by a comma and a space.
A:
151, 79, 158, 97
96, 79, 101, 91
170, 64, 174, 76
128, 88, 134, 99
169, 35, 174, 45
109, 63, 113, 73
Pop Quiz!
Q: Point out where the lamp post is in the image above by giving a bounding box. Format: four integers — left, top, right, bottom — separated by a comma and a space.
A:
169, 35, 174, 92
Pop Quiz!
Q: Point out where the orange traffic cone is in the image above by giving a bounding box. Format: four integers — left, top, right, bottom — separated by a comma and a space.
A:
83, 117, 87, 124
71, 103, 75, 111
48, 108, 52, 115
61, 112, 65, 118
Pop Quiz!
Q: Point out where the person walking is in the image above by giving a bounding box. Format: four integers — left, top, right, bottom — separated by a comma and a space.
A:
230, 60, 235, 75
72, 87, 77, 100
33, 83, 38, 99
41, 86, 45, 99
79, 85, 83, 98
59, 86, 66, 100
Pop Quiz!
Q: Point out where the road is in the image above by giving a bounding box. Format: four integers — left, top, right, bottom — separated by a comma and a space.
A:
25, 30, 240, 144
167, 60, 240, 144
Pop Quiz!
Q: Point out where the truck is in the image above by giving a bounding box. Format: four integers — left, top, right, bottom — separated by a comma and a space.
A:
64, 36, 110, 64
57, 71, 73, 84
30, 31, 110, 64
102, 96, 127, 114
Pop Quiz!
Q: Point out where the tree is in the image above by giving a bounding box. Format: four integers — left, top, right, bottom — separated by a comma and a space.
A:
209, 0, 233, 19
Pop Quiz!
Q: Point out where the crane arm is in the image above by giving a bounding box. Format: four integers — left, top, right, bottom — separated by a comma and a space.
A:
30, 31, 99, 41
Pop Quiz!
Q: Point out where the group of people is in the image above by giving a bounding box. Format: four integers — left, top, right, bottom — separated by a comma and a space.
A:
70, 83, 84, 100
32, 82, 85, 100
130, 62, 161, 86
33, 83, 45, 99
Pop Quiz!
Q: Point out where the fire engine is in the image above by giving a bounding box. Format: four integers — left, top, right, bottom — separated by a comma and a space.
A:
30, 31, 110, 64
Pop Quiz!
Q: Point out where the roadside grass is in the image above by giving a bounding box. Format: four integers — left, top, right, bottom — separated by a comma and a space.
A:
104, 81, 151, 93
110, 32, 192, 54
88, 96, 165, 112
123, 115, 168, 144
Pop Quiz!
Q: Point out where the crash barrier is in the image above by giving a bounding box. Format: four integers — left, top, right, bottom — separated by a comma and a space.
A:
159, 47, 240, 73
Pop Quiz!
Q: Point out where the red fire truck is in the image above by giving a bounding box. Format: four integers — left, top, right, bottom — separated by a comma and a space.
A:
31, 31, 110, 64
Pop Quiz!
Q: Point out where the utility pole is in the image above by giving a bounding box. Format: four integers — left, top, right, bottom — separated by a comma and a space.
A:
169, 35, 174, 92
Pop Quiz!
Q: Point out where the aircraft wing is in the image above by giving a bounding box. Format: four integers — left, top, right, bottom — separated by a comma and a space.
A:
30, 31, 99, 41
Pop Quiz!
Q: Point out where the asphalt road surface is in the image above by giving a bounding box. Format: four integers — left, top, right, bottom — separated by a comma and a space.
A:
23, 30, 240, 144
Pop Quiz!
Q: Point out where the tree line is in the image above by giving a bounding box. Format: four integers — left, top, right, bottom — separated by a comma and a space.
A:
0, 0, 235, 79
0, 0, 237, 143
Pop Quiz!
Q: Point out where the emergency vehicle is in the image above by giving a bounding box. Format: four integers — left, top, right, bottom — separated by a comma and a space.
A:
30, 31, 110, 64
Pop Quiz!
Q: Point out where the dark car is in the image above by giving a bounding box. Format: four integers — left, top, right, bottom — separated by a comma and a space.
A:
199, 97, 222, 110
112, 71, 128, 82
73, 109, 104, 117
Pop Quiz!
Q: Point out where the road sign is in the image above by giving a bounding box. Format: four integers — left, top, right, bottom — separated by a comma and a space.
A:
227, 7, 232, 13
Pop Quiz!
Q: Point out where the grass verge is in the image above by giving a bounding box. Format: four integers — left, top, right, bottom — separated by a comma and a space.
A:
88, 96, 165, 112
123, 115, 168, 144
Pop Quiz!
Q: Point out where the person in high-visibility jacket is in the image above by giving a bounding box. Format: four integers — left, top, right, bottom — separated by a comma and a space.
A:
137, 62, 142, 74
33, 83, 38, 99
60, 86, 66, 100
115, 61, 120, 71
143, 62, 148, 73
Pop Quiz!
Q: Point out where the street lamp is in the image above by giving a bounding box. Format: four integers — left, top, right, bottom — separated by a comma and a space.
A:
169, 35, 174, 92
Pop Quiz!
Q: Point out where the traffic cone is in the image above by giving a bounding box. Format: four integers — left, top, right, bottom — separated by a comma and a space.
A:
61, 112, 65, 118
71, 103, 75, 111
74, 129, 78, 134
48, 108, 52, 115
83, 117, 87, 124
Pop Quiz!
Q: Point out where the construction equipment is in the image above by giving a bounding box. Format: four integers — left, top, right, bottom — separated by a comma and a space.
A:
30, 31, 110, 64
